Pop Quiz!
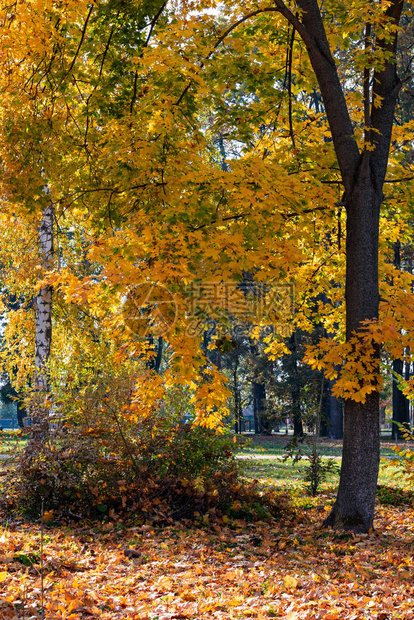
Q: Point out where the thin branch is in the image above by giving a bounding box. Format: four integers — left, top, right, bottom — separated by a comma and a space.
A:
384, 176, 414, 183
130, 2, 167, 113
208, 8, 280, 59
272, 0, 310, 44
98, 27, 114, 81
363, 22, 372, 145
190, 212, 248, 231
66, 5, 94, 76
282, 205, 330, 219
175, 7, 281, 107
287, 25, 296, 149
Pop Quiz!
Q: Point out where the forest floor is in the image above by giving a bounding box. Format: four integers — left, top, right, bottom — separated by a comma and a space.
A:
0, 434, 413, 619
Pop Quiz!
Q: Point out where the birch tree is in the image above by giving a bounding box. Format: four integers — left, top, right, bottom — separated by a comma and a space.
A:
31, 203, 54, 441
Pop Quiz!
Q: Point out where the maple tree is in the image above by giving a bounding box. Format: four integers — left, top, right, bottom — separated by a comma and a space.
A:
0, 0, 413, 538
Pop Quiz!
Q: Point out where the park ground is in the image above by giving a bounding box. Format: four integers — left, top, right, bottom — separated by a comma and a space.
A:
0, 434, 413, 619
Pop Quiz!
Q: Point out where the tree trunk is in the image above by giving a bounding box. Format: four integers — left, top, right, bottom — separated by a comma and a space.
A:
324, 177, 381, 531
233, 357, 241, 434
321, 378, 343, 440
253, 381, 268, 434
147, 335, 164, 373
31, 203, 54, 442
391, 243, 410, 440
17, 398, 26, 429
290, 332, 303, 437
277, 0, 403, 531
392, 357, 410, 440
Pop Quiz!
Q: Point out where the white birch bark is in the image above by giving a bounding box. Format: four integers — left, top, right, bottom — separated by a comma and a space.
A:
32, 202, 54, 439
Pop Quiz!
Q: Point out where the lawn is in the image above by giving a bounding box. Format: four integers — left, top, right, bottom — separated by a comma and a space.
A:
0, 431, 28, 455
236, 433, 402, 458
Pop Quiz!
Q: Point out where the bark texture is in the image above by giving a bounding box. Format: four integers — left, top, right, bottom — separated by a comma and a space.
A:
32, 203, 54, 440
275, 0, 404, 531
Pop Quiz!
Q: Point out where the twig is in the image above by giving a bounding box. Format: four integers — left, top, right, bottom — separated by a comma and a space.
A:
40, 499, 45, 620
66, 6, 94, 77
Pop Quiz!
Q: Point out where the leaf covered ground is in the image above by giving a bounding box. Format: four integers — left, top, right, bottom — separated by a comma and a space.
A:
0, 497, 414, 619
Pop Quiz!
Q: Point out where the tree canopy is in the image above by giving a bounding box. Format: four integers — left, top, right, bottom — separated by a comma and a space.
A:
0, 0, 413, 531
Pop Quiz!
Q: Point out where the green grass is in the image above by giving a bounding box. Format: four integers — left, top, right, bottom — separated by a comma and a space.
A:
240, 456, 340, 495
236, 434, 403, 458
0, 431, 28, 454
240, 451, 414, 507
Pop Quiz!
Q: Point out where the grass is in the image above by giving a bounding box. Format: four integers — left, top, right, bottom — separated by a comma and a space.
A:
0, 431, 28, 454
236, 433, 405, 458
240, 455, 340, 497
240, 451, 414, 506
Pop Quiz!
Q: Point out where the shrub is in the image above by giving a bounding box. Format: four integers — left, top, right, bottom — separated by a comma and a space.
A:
1, 394, 291, 523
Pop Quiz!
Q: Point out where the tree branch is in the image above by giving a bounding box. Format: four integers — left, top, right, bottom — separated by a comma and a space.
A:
130, 2, 167, 113
370, 0, 404, 188
276, 0, 361, 191
175, 7, 281, 107
66, 5, 94, 77
287, 25, 296, 149
363, 22, 372, 144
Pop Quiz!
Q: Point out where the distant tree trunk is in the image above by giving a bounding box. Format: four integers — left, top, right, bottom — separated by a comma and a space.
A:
147, 336, 163, 373
17, 399, 26, 429
321, 378, 343, 439
233, 357, 242, 433
31, 203, 54, 443
392, 356, 410, 439
203, 329, 221, 369
253, 381, 268, 434
391, 242, 410, 440
290, 332, 304, 437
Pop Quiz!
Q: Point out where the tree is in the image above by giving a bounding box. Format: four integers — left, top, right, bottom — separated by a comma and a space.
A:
0, 0, 413, 534
31, 203, 54, 442
264, 0, 405, 532
391, 241, 411, 440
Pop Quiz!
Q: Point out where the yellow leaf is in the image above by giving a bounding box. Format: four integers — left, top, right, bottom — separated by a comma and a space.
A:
283, 575, 298, 589
0, 572, 8, 583
43, 510, 54, 522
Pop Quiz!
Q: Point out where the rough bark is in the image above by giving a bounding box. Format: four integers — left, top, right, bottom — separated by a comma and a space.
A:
325, 179, 381, 531
274, 0, 404, 531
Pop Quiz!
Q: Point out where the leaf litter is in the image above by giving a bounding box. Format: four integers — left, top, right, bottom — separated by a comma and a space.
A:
0, 497, 413, 619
